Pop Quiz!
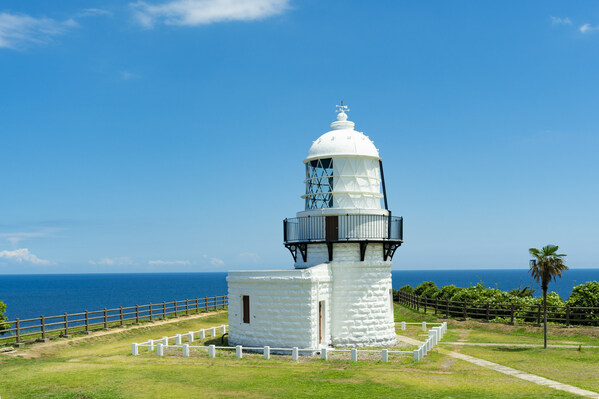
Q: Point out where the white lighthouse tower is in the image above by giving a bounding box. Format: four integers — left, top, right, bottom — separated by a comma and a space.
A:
227, 105, 403, 348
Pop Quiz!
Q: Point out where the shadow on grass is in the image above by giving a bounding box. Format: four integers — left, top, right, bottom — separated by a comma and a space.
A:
493, 347, 531, 353
203, 335, 228, 346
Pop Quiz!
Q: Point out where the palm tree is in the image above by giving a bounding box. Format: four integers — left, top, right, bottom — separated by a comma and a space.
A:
529, 245, 568, 349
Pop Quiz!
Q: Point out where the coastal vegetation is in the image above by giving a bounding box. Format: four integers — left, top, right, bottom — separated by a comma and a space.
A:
0, 301, 8, 334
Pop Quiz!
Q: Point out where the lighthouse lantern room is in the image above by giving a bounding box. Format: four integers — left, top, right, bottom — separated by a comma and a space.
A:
227, 105, 403, 349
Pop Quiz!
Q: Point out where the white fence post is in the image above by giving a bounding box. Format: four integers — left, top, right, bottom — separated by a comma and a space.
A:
401, 321, 406, 331
162, 336, 168, 346
199, 329, 205, 339
157, 343, 164, 356
321, 348, 328, 360
264, 346, 270, 360
422, 321, 427, 332
382, 349, 388, 363
176, 334, 182, 345
183, 344, 189, 357
188, 332, 194, 342
351, 348, 358, 362
131, 343, 138, 356
210, 327, 216, 337
149, 339, 155, 352
209, 345, 216, 358
236, 345, 243, 359
292, 347, 299, 361
413, 349, 419, 361
221, 325, 227, 334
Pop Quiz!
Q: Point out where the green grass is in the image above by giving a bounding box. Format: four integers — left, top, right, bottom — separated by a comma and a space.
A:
0, 308, 582, 398
457, 345, 599, 393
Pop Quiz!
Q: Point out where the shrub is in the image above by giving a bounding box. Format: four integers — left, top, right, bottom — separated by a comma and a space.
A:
566, 281, 599, 323
414, 281, 439, 298
432, 284, 462, 301
0, 301, 9, 335
399, 285, 414, 294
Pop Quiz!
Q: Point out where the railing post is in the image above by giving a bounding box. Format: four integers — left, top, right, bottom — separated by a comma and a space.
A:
462, 301, 467, 320
135, 305, 139, 324
186, 299, 189, 316
204, 297, 208, 311
85, 310, 89, 333
195, 297, 199, 313
64, 312, 69, 336
416, 296, 420, 312
566, 305, 570, 327
446, 300, 450, 318
15, 318, 21, 344
163, 301, 166, 319
485, 303, 490, 322
104, 308, 108, 329
40, 315, 46, 341
120, 306, 124, 327
424, 297, 427, 313
149, 303, 153, 322
435, 298, 438, 315
174, 300, 178, 317
509, 303, 515, 325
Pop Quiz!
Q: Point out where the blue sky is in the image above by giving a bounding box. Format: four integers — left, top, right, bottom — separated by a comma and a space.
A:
1, 0, 598, 274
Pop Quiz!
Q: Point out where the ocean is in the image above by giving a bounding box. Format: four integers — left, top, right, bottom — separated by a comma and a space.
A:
1, 269, 597, 321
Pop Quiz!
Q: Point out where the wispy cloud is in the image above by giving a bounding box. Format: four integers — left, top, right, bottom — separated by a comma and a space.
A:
77, 8, 113, 18
89, 257, 134, 265
0, 248, 53, 265
120, 70, 141, 80
0, 228, 60, 247
130, 0, 289, 28
0, 12, 77, 50
148, 259, 190, 265
579, 23, 599, 34
550, 16, 572, 25
210, 257, 224, 266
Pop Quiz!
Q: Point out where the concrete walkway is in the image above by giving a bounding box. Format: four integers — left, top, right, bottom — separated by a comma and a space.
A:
397, 335, 599, 398
441, 342, 599, 349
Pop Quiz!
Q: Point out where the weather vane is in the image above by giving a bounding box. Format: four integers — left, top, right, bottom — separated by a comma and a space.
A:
336, 100, 349, 114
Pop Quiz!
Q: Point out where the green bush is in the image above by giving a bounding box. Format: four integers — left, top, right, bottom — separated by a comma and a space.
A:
566, 281, 599, 323
399, 285, 414, 294
432, 284, 462, 301
0, 301, 9, 335
414, 281, 438, 298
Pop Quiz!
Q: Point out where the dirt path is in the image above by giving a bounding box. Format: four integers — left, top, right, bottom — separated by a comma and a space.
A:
397, 334, 599, 398
9, 310, 226, 358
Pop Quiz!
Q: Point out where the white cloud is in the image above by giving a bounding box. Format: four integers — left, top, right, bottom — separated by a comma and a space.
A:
210, 257, 224, 266
238, 252, 260, 262
78, 9, 112, 18
148, 259, 191, 265
550, 16, 571, 25
120, 70, 141, 80
89, 257, 134, 265
579, 23, 599, 34
0, 12, 76, 50
0, 228, 59, 246
0, 248, 53, 265
130, 0, 289, 28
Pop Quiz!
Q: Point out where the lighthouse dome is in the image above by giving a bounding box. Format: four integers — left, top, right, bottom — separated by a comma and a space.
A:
305, 112, 380, 162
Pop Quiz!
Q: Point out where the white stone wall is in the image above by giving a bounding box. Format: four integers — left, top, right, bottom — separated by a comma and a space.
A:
329, 243, 396, 347
227, 265, 331, 349
294, 243, 328, 269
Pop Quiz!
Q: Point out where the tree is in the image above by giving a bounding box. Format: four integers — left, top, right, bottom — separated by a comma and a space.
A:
529, 244, 568, 349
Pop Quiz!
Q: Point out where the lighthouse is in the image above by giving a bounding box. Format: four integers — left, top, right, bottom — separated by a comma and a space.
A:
227, 105, 403, 349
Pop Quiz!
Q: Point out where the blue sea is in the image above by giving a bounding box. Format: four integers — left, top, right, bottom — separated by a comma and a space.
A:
1, 269, 597, 321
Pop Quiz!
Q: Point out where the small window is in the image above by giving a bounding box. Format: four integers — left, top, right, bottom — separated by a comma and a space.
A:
242, 295, 250, 324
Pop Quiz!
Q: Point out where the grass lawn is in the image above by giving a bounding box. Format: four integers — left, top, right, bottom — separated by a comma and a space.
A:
0, 308, 583, 398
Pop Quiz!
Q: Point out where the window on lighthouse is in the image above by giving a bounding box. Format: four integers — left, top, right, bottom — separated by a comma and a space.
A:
305, 158, 333, 209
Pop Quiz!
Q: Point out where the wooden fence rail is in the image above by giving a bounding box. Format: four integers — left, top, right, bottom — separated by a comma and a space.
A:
0, 295, 228, 346
396, 291, 599, 327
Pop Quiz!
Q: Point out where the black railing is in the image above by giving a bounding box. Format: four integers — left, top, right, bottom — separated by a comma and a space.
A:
283, 214, 403, 243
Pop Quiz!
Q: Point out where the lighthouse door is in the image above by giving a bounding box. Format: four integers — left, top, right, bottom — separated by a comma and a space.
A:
318, 301, 324, 344
325, 216, 338, 241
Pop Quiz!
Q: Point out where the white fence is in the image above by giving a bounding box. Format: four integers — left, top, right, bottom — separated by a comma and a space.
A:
131, 321, 447, 363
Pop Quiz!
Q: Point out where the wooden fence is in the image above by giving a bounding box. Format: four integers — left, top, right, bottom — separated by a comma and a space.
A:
396, 291, 599, 327
0, 295, 227, 346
